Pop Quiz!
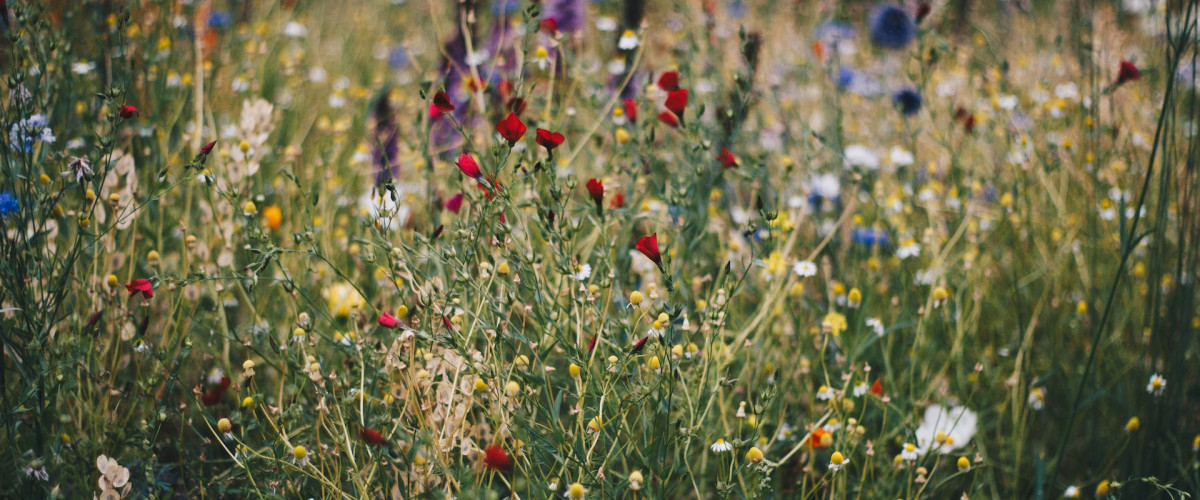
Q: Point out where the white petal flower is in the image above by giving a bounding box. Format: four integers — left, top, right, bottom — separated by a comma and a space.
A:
793, 260, 817, 277
913, 405, 978, 455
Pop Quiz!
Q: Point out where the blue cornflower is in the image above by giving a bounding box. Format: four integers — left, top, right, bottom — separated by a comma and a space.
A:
835, 67, 855, 90
207, 11, 233, 29
893, 88, 922, 116
8, 114, 55, 153
868, 4, 916, 50
852, 227, 889, 247
0, 191, 19, 216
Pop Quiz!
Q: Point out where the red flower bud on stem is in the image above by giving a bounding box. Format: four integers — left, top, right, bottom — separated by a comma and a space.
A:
635, 233, 663, 270
585, 178, 604, 214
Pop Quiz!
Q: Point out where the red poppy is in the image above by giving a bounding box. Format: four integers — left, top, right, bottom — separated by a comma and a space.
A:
657, 70, 680, 92
716, 148, 737, 169
870, 378, 883, 397
432, 91, 455, 113
585, 178, 604, 209
1116, 60, 1140, 85
496, 112, 527, 144
635, 233, 663, 268
610, 191, 626, 209
498, 80, 515, 100
201, 376, 231, 406
664, 89, 688, 118
456, 153, 483, 180
378, 312, 401, 329
125, 279, 154, 299
540, 18, 559, 35
807, 428, 830, 449
360, 427, 387, 446
483, 443, 512, 471
445, 192, 464, 213
119, 105, 139, 119
536, 128, 565, 152
623, 98, 638, 123
200, 140, 217, 156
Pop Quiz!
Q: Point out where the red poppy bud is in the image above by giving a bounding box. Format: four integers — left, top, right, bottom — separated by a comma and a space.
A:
585, 178, 604, 210
915, 3, 931, 24
1116, 60, 1140, 85
496, 112, 527, 144
432, 91, 455, 113
119, 105, 139, 119
442, 315, 454, 330
536, 128, 565, 152
870, 378, 883, 396
378, 313, 401, 329
455, 153, 483, 180
588, 334, 598, 352
623, 98, 638, 123
635, 233, 663, 268
125, 279, 154, 299
483, 443, 512, 470
657, 70, 680, 91
657, 111, 680, 128
717, 148, 737, 169
200, 140, 217, 156
630, 336, 649, 354
359, 427, 386, 446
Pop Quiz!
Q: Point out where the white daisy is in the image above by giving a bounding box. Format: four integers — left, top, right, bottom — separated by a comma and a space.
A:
793, 260, 817, 277
1146, 373, 1166, 396
710, 439, 732, 453
617, 30, 640, 50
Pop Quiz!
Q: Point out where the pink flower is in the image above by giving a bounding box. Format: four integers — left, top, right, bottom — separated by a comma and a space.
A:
125, 279, 153, 299
378, 313, 401, 329
445, 192, 465, 213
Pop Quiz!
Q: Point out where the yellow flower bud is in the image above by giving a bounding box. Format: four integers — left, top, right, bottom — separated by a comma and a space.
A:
106, 274, 119, 288
475, 378, 489, 393
293, 445, 307, 460
505, 380, 521, 397
569, 363, 580, 377
497, 261, 510, 275
629, 291, 643, 305
243, 200, 257, 216
957, 456, 970, 471
746, 446, 765, 463
217, 418, 232, 433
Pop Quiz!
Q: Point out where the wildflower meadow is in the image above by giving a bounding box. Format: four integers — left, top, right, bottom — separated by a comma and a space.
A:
2, 0, 1200, 498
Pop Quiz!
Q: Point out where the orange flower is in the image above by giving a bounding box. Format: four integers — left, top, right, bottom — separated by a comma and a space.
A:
263, 205, 282, 230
